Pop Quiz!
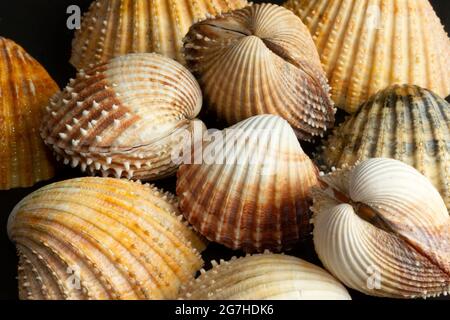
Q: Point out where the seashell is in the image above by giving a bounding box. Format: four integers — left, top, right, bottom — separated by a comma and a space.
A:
70, 0, 248, 69
284, 0, 450, 113
312, 158, 450, 298
176, 115, 319, 252
179, 253, 351, 300
0, 37, 59, 190
318, 84, 449, 209
183, 3, 335, 141
41, 53, 203, 181
8, 177, 206, 300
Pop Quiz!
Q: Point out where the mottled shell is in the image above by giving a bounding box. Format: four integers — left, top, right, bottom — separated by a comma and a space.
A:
41, 53, 203, 181
8, 177, 206, 300
319, 84, 449, 209
183, 3, 335, 141
312, 158, 450, 298
70, 0, 248, 69
179, 253, 351, 300
284, 0, 450, 113
177, 115, 319, 252
0, 37, 58, 189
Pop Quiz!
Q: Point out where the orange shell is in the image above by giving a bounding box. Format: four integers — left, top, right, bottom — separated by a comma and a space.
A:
0, 37, 59, 189
8, 177, 206, 300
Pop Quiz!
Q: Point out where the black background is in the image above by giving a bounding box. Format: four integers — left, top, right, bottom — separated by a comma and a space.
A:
0, 0, 449, 301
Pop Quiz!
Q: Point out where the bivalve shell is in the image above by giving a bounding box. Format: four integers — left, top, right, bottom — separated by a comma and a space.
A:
284, 0, 450, 113
319, 84, 449, 209
8, 177, 206, 300
183, 3, 335, 141
41, 53, 203, 181
177, 115, 319, 252
0, 37, 59, 189
312, 158, 450, 298
179, 253, 351, 300
70, 0, 249, 69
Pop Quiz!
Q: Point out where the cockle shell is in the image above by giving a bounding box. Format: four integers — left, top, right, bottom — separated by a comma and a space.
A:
319, 84, 449, 209
70, 0, 248, 69
176, 115, 319, 252
8, 177, 206, 300
0, 37, 58, 189
312, 158, 450, 298
41, 53, 203, 181
183, 3, 335, 141
284, 0, 450, 113
179, 253, 351, 300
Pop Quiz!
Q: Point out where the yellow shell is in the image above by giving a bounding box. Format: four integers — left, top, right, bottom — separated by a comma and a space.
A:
183, 3, 335, 141
0, 37, 59, 189
284, 0, 450, 113
179, 253, 351, 300
312, 158, 450, 298
177, 115, 319, 252
41, 53, 203, 181
70, 0, 248, 69
8, 177, 206, 300
319, 84, 449, 209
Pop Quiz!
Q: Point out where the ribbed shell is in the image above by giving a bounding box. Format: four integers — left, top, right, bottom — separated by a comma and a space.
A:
70, 0, 248, 69
183, 3, 335, 141
312, 158, 450, 298
319, 84, 449, 209
41, 53, 203, 181
179, 254, 351, 300
0, 37, 58, 189
177, 115, 319, 252
284, 0, 450, 113
8, 177, 206, 300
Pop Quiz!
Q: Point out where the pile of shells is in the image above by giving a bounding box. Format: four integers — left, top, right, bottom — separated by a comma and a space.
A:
71, 0, 248, 69
284, 0, 450, 113
8, 177, 205, 300
0, 37, 59, 190
2, 0, 450, 301
183, 3, 336, 141
41, 53, 203, 181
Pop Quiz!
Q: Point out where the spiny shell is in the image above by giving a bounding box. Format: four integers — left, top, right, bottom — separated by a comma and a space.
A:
177, 115, 319, 252
70, 0, 248, 69
284, 0, 450, 113
41, 53, 203, 181
0, 37, 58, 189
183, 3, 335, 141
318, 84, 449, 209
8, 177, 206, 300
312, 158, 450, 298
179, 253, 351, 300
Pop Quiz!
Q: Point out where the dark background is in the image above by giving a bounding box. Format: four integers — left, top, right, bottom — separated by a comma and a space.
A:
0, 0, 449, 301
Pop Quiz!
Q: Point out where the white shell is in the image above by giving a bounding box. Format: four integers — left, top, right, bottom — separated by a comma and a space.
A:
312, 158, 450, 298
179, 253, 351, 300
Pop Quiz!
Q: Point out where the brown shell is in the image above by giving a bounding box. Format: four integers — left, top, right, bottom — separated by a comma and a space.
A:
0, 37, 58, 189
41, 53, 203, 181
284, 0, 450, 113
8, 177, 206, 300
183, 3, 335, 141
318, 84, 450, 209
176, 115, 319, 252
70, 0, 249, 69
